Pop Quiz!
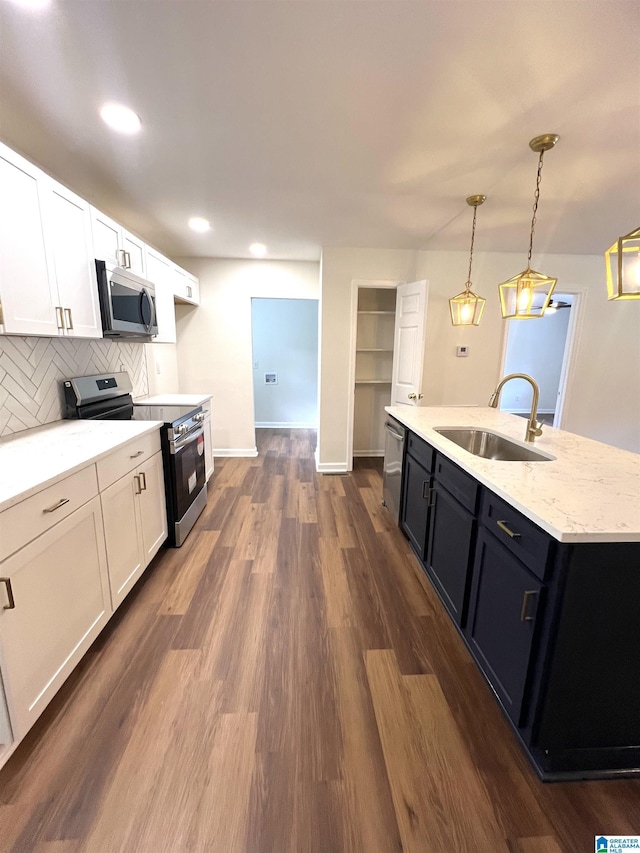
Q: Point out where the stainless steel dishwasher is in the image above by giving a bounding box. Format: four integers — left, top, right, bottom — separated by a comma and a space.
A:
382, 416, 406, 523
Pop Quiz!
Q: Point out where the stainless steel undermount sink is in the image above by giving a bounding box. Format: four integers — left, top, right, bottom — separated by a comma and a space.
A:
434, 428, 555, 462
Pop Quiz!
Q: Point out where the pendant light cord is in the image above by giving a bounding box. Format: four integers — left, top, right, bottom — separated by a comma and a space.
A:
466, 204, 478, 291
527, 151, 545, 266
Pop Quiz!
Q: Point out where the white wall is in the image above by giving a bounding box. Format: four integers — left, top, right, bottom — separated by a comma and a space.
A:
144, 343, 180, 397
318, 247, 640, 469
501, 308, 571, 412
252, 298, 318, 427
176, 258, 320, 456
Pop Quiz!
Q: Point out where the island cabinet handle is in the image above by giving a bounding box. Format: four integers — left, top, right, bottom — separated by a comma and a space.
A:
1, 578, 15, 610
130, 450, 144, 459
134, 475, 142, 495
497, 519, 521, 539
43, 498, 70, 514
520, 590, 538, 622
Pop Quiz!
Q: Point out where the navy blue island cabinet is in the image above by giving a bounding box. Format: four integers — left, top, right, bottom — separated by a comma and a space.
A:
399, 430, 640, 781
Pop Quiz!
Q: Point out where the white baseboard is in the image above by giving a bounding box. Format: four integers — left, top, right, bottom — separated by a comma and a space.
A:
214, 447, 259, 458
255, 422, 317, 429
314, 448, 348, 473
353, 450, 384, 457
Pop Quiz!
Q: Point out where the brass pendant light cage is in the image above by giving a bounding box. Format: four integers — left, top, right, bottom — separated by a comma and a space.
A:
605, 226, 640, 300
449, 195, 487, 327
499, 134, 559, 319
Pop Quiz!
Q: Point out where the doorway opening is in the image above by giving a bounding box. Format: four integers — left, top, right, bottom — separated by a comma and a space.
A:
251, 298, 319, 429
499, 293, 580, 428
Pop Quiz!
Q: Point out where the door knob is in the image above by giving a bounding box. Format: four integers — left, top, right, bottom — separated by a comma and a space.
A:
408, 392, 423, 400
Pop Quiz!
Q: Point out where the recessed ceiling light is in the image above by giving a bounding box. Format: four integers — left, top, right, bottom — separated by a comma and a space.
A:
188, 217, 211, 233
249, 243, 267, 257
100, 103, 142, 135
6, 0, 51, 9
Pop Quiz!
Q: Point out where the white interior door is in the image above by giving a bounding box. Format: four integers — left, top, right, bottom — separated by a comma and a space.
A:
391, 280, 427, 407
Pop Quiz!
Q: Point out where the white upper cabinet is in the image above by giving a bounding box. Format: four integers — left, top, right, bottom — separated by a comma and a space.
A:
173, 264, 200, 306
145, 247, 177, 343
0, 144, 60, 336
42, 179, 102, 338
0, 144, 102, 338
91, 207, 146, 277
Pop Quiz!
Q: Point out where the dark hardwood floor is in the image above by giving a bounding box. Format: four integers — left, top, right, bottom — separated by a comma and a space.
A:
1, 428, 638, 852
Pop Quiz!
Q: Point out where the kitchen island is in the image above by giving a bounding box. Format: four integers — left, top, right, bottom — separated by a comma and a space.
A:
386, 405, 640, 780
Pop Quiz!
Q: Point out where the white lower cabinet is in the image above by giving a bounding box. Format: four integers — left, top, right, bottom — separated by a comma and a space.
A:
101, 450, 167, 609
0, 496, 111, 740
202, 398, 214, 480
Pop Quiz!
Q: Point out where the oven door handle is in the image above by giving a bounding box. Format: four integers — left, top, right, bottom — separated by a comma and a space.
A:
169, 426, 204, 454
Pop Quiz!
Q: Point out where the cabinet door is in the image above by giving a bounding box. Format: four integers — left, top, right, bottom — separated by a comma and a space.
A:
100, 472, 145, 609
466, 528, 543, 726
146, 248, 177, 343
91, 207, 122, 268
0, 145, 59, 336
425, 482, 476, 626
401, 453, 431, 561
184, 273, 199, 305
138, 451, 167, 564
0, 674, 12, 746
0, 497, 110, 739
44, 179, 102, 338
122, 230, 146, 277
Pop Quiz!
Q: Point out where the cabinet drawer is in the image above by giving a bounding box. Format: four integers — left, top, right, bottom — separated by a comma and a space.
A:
481, 491, 553, 581
96, 431, 161, 492
0, 465, 98, 562
434, 454, 479, 514
406, 432, 434, 471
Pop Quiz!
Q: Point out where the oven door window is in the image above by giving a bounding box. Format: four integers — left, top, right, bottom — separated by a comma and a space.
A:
172, 431, 206, 519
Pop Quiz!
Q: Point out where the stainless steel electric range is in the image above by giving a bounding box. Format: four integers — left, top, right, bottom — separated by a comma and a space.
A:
63, 372, 207, 546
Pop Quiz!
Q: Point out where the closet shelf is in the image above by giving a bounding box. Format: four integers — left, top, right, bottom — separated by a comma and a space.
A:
356, 348, 393, 353
355, 379, 392, 385
357, 310, 395, 315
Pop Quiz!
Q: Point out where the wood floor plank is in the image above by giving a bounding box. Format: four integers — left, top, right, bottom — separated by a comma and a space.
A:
158, 529, 220, 615
318, 537, 355, 628
515, 837, 564, 853
79, 649, 205, 852
365, 648, 510, 853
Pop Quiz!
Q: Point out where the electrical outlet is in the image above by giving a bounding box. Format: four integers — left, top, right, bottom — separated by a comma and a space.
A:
156, 361, 162, 375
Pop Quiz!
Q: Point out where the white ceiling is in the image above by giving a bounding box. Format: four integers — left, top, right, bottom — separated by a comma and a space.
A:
1, 0, 639, 262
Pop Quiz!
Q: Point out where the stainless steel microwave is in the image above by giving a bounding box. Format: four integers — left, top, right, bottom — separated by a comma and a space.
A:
95, 259, 158, 338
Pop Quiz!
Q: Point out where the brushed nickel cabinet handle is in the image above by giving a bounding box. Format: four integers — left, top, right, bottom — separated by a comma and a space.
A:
64, 307, 73, 330
1, 578, 15, 610
125, 251, 132, 269
422, 480, 429, 499
130, 450, 144, 459
43, 497, 70, 514
55, 306, 65, 329
134, 475, 142, 495
497, 519, 521, 539
520, 590, 538, 622
139, 471, 147, 491
117, 249, 127, 267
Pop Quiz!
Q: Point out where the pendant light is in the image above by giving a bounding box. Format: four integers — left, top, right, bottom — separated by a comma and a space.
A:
449, 195, 487, 326
605, 227, 640, 300
499, 134, 559, 319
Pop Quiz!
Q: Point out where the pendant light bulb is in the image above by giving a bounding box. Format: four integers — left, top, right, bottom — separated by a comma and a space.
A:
499, 135, 559, 319
449, 195, 487, 327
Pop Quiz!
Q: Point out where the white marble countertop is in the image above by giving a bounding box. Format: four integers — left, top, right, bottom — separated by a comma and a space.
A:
0, 420, 163, 512
385, 406, 640, 543
134, 393, 211, 406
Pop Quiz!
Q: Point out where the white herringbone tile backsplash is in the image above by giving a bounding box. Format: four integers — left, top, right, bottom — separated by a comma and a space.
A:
0, 337, 149, 436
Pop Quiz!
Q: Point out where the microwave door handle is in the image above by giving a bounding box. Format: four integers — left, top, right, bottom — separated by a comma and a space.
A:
139, 288, 154, 333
